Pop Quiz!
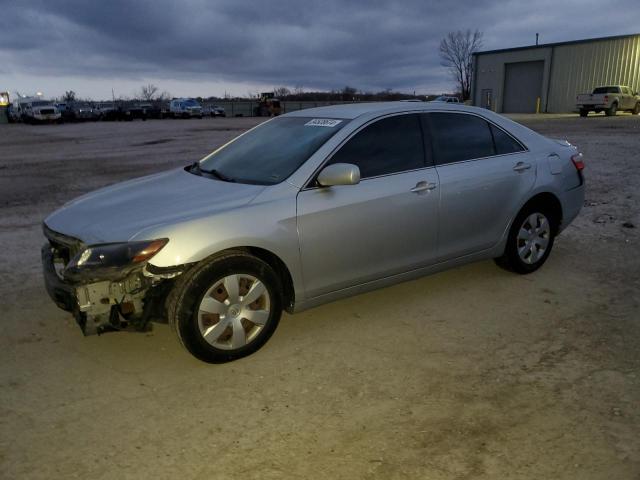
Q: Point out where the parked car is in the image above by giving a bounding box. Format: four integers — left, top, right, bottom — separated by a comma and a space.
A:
203, 105, 226, 117
58, 102, 100, 122
122, 104, 147, 121
576, 85, 640, 117
7, 104, 19, 123
74, 102, 100, 121
209, 105, 226, 117
95, 102, 116, 120
42, 102, 585, 363
431, 96, 460, 103
18, 99, 62, 124
139, 103, 165, 119
170, 98, 203, 118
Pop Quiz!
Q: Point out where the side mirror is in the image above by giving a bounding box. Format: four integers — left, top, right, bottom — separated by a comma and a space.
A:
317, 163, 361, 187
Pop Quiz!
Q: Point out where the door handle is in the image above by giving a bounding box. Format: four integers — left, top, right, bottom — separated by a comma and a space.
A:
410, 181, 437, 193
513, 162, 532, 172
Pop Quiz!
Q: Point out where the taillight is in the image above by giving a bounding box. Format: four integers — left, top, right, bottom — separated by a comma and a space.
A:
571, 153, 585, 171
604, 95, 609, 103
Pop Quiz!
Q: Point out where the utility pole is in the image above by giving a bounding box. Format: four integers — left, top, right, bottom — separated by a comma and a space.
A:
536, 33, 539, 46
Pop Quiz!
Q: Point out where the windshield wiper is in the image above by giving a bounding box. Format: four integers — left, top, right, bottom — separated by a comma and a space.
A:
189, 161, 202, 176
188, 161, 235, 182
201, 167, 235, 182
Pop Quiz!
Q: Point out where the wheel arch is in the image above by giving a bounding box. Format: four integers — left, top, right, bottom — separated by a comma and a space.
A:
496, 190, 564, 256
188, 246, 296, 314
243, 246, 296, 313
520, 192, 563, 234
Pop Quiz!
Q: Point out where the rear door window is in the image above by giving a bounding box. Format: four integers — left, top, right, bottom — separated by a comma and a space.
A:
426, 112, 495, 165
328, 114, 426, 179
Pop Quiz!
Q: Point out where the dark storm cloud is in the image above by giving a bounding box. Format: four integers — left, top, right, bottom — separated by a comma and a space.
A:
1, 0, 638, 93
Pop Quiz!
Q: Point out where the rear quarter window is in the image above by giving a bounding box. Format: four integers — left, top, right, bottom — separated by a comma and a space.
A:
489, 124, 525, 155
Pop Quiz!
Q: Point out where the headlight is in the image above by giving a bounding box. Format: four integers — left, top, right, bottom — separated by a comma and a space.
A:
67, 239, 168, 270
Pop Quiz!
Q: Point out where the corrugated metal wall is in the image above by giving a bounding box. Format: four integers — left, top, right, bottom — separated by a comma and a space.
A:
547, 35, 640, 112
473, 34, 640, 113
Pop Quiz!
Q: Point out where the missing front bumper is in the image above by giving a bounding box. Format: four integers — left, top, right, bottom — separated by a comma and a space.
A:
41, 244, 156, 335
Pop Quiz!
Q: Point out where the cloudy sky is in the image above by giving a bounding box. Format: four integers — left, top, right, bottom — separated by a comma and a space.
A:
0, 0, 638, 100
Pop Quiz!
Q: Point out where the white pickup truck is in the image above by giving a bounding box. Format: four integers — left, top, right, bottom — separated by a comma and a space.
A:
576, 86, 640, 117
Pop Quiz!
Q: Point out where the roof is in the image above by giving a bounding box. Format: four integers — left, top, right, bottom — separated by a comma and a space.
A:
284, 101, 481, 120
474, 32, 640, 56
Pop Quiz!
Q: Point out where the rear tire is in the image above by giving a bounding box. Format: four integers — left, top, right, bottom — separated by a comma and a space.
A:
495, 204, 557, 274
605, 103, 617, 116
579, 109, 588, 117
633, 103, 640, 115
167, 251, 283, 363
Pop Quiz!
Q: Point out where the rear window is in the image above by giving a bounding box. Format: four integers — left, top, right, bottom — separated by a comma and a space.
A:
593, 87, 620, 94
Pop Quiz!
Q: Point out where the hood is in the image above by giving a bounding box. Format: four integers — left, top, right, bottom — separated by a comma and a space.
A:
44, 168, 265, 244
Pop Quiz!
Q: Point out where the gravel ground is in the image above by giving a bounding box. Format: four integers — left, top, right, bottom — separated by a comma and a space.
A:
1, 114, 639, 479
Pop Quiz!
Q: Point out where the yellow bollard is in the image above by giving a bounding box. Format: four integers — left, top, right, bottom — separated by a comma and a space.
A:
536, 97, 541, 114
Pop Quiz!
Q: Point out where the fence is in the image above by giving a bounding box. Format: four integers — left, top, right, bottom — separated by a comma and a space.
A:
207, 100, 358, 117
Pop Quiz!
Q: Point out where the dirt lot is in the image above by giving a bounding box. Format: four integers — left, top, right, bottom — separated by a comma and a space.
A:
1, 114, 639, 479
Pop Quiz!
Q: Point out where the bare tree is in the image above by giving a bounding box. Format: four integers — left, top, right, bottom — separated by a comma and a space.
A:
273, 86, 291, 98
341, 85, 358, 100
139, 83, 159, 101
62, 90, 76, 102
157, 90, 172, 102
439, 29, 483, 101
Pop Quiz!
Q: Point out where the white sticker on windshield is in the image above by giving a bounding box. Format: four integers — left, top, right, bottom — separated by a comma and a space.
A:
305, 118, 343, 127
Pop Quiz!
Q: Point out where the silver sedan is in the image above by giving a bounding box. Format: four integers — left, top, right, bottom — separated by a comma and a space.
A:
42, 102, 585, 363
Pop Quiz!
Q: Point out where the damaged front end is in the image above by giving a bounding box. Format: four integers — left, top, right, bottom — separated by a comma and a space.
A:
42, 224, 181, 335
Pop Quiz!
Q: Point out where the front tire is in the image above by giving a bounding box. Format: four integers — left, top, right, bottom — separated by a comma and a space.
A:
167, 251, 283, 363
495, 205, 557, 274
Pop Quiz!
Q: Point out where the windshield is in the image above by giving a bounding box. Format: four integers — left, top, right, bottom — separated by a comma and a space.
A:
32, 101, 53, 107
199, 117, 347, 185
184, 99, 200, 107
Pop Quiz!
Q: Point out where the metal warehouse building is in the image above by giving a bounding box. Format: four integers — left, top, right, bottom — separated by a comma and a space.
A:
471, 33, 640, 113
